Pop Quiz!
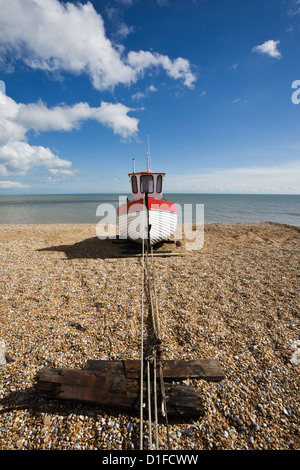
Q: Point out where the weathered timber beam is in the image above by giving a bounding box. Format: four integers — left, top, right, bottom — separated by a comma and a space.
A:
34, 366, 205, 417
115, 252, 189, 258
84, 359, 225, 382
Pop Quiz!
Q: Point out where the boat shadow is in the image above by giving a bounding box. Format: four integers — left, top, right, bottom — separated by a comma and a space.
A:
37, 236, 142, 260
37, 237, 173, 260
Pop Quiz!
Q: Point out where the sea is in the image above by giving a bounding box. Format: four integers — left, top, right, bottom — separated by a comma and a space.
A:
0, 193, 299, 226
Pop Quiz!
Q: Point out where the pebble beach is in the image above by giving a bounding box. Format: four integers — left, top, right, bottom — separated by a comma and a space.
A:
0, 221, 299, 451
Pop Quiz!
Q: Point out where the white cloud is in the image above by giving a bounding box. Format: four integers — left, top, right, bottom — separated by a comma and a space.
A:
287, 4, 300, 16
115, 0, 134, 4
104, 6, 134, 39
0, 140, 72, 176
156, 0, 169, 6
127, 51, 196, 88
93, 101, 139, 138
252, 40, 282, 59
0, 0, 196, 90
17, 99, 139, 138
0, 180, 30, 189
0, 94, 139, 177
48, 168, 78, 177
131, 85, 158, 101
132, 91, 145, 101
166, 161, 300, 194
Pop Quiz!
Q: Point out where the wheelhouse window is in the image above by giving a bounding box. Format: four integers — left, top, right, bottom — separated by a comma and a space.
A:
131, 175, 138, 194
140, 175, 154, 193
156, 175, 163, 193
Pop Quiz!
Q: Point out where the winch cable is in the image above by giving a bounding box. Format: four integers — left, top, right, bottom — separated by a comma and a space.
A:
149, 246, 170, 450
146, 247, 170, 449
139, 195, 170, 451
147, 359, 153, 450
139, 205, 145, 451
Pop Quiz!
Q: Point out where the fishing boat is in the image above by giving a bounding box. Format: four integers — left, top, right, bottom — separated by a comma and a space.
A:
117, 156, 177, 246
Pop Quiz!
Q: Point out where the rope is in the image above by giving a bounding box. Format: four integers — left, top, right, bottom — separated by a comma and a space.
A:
153, 354, 159, 449
150, 247, 170, 450
147, 359, 152, 449
150, 247, 161, 339
139, 203, 145, 450
139, 199, 170, 450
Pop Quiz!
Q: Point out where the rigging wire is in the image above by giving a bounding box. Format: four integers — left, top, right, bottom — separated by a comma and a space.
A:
147, 359, 152, 449
139, 192, 171, 451
139, 202, 145, 450
149, 246, 170, 450
147, 135, 152, 172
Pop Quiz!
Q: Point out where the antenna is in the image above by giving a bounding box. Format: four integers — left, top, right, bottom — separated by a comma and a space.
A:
132, 158, 135, 173
146, 152, 149, 172
147, 134, 152, 171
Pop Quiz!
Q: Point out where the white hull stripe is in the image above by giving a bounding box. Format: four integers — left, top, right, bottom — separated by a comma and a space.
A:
118, 210, 177, 245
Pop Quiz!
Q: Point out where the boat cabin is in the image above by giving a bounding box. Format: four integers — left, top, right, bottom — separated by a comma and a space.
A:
129, 171, 165, 201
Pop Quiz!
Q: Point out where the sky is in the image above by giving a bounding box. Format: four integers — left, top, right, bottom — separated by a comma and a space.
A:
0, 0, 300, 195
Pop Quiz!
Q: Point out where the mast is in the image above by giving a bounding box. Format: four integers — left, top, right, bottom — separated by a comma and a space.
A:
147, 135, 152, 172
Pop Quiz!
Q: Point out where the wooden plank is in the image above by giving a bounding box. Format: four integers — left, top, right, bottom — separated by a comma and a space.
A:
121, 250, 172, 254
35, 366, 205, 416
84, 359, 225, 382
56, 382, 139, 409
158, 359, 224, 381
84, 361, 125, 375
35, 367, 139, 409
199, 359, 226, 382
115, 252, 189, 258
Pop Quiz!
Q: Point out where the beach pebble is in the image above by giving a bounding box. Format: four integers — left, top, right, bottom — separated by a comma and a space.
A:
0, 222, 299, 450
0, 340, 6, 366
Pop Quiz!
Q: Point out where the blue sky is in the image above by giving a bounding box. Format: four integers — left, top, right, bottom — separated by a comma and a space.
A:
0, 0, 300, 194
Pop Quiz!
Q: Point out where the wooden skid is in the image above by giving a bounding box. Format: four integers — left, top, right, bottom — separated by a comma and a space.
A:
115, 252, 188, 258
35, 359, 224, 417
85, 359, 225, 382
